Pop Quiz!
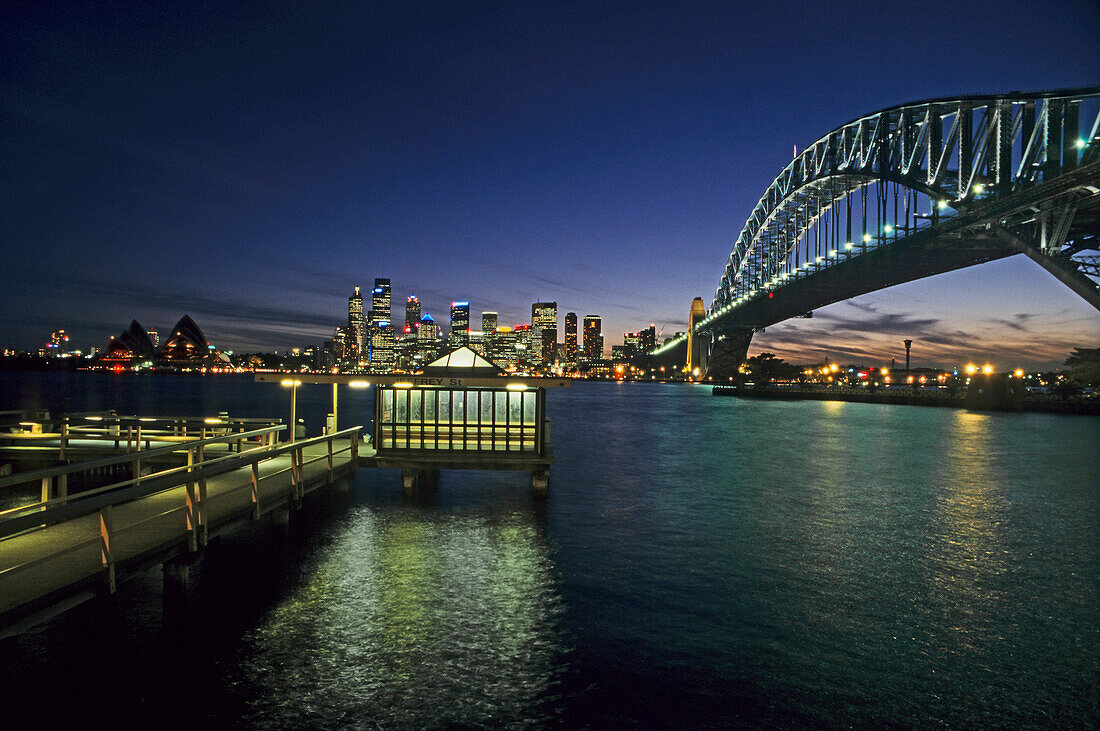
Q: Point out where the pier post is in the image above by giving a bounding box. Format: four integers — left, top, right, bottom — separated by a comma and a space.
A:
272, 507, 291, 536
402, 469, 417, 495
532, 469, 549, 498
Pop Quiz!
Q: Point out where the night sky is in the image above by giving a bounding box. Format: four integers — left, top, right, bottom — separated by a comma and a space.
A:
3, 1, 1098, 368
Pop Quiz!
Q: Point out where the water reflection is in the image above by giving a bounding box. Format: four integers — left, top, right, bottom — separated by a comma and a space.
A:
928, 411, 1007, 653
236, 500, 566, 727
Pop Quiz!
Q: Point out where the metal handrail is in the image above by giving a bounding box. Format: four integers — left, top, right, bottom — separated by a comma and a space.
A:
0, 427, 360, 540
0, 425, 286, 491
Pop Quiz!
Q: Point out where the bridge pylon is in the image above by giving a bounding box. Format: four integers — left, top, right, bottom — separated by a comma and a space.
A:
706, 328, 754, 381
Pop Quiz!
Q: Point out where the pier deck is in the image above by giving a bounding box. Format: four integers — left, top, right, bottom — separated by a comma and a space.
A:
0, 427, 361, 637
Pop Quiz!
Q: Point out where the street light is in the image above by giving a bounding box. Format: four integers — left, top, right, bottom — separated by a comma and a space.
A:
280, 379, 302, 442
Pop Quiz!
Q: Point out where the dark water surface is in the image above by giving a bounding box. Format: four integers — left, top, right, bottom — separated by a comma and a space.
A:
1, 373, 1097, 728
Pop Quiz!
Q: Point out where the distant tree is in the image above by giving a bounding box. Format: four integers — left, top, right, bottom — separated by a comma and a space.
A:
744, 352, 800, 382
1064, 347, 1100, 386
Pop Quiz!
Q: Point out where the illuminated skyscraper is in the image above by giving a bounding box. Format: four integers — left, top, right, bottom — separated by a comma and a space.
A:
348, 287, 365, 358
405, 296, 421, 333
564, 312, 578, 363
583, 315, 603, 362
372, 278, 391, 323
450, 302, 470, 346
481, 311, 498, 333
370, 320, 396, 371
532, 302, 557, 367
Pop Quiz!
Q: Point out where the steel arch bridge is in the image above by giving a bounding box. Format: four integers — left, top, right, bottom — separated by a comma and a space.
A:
651, 86, 1100, 378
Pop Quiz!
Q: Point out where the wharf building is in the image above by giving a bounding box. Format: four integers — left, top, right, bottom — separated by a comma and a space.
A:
532, 302, 557, 368
450, 302, 470, 347
564, 312, 578, 365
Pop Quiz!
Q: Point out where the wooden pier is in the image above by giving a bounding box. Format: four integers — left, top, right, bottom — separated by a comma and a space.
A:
0, 423, 362, 638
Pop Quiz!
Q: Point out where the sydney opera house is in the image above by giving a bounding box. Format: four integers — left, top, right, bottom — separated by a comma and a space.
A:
100, 315, 232, 369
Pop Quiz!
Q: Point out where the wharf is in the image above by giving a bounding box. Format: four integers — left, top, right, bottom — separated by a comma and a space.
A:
0, 426, 361, 638
713, 384, 1100, 415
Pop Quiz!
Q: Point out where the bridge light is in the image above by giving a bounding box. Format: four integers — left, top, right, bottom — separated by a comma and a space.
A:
830, 249, 838, 257
768, 292, 774, 299
973, 184, 984, 194
965, 364, 977, 375
863, 233, 872, 243
884, 224, 893, 233
1013, 368, 1024, 378
845, 242, 854, 250
982, 364, 994, 375
1076, 138, 1086, 149
815, 256, 823, 263
937, 200, 948, 210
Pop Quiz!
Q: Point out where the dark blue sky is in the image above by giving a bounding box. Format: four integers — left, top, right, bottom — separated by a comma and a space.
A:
2, 0, 1098, 367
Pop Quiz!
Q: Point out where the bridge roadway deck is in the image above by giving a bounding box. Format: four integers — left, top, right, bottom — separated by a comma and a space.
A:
0, 440, 360, 634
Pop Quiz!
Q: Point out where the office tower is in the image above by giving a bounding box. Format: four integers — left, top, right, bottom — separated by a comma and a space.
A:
532, 302, 557, 366
418, 314, 440, 360
640, 324, 656, 354
372, 278, 391, 323
481, 311, 498, 333
370, 320, 396, 371
583, 315, 603, 362
450, 302, 470, 346
564, 312, 578, 363
405, 296, 421, 333
489, 326, 520, 370
623, 331, 642, 356
348, 287, 365, 358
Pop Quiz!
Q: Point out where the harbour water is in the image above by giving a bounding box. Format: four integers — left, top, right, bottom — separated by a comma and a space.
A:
1, 373, 1097, 727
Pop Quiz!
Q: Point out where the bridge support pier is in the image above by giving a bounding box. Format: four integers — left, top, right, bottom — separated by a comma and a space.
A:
706, 328, 754, 381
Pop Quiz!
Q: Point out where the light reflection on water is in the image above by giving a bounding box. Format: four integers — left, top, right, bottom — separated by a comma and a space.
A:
0, 375, 1096, 727
235, 504, 566, 728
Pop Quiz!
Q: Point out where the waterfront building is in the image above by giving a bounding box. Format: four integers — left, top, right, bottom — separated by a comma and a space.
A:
583, 315, 603, 362
405, 296, 421, 333
348, 287, 365, 359
157, 315, 231, 368
482, 311, 498, 333
565, 312, 578, 364
101, 320, 156, 365
640, 324, 656, 354
450, 302, 470, 346
532, 302, 557, 367
623, 331, 642, 359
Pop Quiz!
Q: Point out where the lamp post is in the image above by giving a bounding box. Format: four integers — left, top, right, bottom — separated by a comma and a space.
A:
280, 379, 301, 442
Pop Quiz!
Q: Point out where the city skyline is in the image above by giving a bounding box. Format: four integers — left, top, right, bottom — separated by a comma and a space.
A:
2, 2, 1098, 368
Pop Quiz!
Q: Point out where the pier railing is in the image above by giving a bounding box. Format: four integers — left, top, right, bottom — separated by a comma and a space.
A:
1, 413, 283, 456
0, 426, 361, 596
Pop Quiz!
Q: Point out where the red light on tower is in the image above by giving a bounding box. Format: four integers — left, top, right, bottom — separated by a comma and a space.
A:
768, 292, 774, 299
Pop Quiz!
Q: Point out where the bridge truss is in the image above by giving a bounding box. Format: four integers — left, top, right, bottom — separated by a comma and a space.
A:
652, 87, 1100, 369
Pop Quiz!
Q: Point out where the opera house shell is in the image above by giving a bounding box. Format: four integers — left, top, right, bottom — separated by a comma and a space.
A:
101, 320, 156, 365
100, 315, 231, 369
